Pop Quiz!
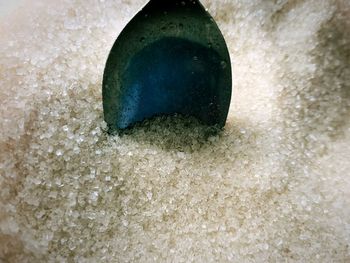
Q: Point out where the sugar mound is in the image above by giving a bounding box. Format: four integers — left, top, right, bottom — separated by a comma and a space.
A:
0, 0, 349, 262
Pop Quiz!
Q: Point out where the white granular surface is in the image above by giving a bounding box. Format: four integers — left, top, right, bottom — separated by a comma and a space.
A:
1, 0, 350, 262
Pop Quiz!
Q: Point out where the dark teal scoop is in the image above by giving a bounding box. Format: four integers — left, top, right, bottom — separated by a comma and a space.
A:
103, 0, 232, 132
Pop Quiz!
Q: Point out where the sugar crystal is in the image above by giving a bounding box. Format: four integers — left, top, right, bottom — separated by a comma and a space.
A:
0, 0, 349, 262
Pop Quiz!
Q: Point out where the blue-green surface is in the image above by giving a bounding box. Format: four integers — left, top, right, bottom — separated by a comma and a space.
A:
117, 37, 224, 129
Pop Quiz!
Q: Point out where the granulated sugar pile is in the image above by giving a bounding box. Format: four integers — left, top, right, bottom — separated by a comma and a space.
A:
1, 0, 349, 262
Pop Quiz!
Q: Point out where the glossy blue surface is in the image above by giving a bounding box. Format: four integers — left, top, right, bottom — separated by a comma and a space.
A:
117, 37, 224, 129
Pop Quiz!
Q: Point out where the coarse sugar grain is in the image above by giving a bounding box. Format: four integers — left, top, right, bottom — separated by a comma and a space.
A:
0, 0, 349, 262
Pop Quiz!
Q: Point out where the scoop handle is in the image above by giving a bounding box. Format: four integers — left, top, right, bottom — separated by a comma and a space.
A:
149, 0, 200, 6
150, 0, 199, 2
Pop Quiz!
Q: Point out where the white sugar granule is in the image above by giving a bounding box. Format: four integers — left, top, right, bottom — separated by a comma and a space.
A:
0, 0, 350, 262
